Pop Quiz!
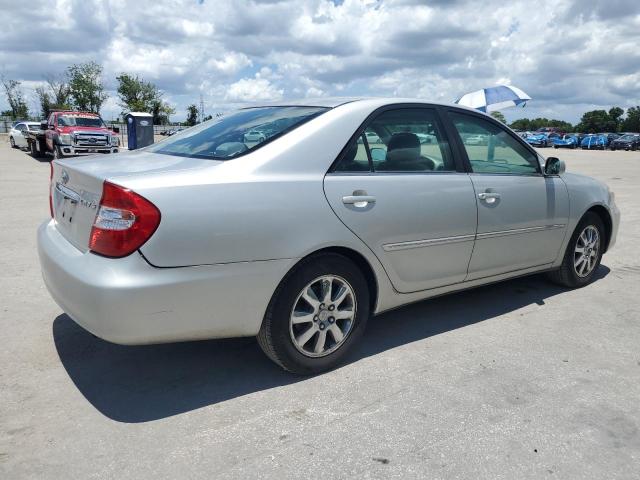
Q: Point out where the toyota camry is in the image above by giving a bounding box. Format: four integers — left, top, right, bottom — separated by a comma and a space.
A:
38, 98, 620, 374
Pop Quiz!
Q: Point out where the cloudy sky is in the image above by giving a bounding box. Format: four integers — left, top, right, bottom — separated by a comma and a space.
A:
1, 0, 639, 122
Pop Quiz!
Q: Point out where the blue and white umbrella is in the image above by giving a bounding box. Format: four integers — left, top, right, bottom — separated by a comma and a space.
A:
455, 85, 531, 112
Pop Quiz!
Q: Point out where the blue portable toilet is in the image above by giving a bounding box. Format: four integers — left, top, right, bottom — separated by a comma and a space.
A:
125, 112, 154, 150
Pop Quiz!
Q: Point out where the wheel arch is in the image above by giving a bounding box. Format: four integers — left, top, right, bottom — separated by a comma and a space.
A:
281, 246, 379, 313
584, 204, 613, 252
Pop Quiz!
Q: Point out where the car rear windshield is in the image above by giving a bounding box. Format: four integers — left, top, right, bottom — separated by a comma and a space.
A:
146, 106, 329, 160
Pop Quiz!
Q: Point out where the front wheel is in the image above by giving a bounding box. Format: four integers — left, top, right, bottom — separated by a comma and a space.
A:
10, 136, 16, 148
257, 253, 370, 374
547, 212, 605, 288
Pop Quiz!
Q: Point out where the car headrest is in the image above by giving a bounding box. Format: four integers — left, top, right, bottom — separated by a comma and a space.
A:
386, 132, 420, 164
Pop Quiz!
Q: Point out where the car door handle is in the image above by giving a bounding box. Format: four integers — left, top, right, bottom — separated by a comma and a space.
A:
342, 194, 376, 206
478, 192, 501, 204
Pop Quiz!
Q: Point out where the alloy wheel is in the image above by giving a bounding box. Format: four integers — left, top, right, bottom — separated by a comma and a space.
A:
574, 225, 600, 277
289, 275, 356, 358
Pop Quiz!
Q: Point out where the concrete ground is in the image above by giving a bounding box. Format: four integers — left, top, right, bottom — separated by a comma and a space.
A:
1, 137, 639, 479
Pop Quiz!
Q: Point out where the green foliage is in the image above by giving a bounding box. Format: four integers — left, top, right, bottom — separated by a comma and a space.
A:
1, 76, 29, 119
621, 106, 640, 132
575, 110, 617, 133
116, 73, 175, 124
35, 86, 52, 118
490, 111, 506, 123
608, 107, 624, 131
509, 117, 573, 132
67, 62, 107, 113
186, 104, 198, 126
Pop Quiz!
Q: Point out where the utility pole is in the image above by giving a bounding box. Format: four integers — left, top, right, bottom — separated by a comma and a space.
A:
199, 94, 205, 124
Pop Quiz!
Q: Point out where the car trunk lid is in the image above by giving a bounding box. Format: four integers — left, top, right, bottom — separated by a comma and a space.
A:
50, 150, 222, 252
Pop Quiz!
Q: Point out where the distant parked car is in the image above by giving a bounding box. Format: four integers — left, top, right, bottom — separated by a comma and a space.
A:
8, 121, 41, 149
526, 132, 560, 147
415, 132, 436, 144
165, 128, 184, 137
244, 130, 266, 142
610, 134, 640, 151
357, 131, 382, 144
464, 134, 488, 145
581, 134, 607, 149
598, 133, 619, 147
552, 134, 579, 149
536, 127, 566, 136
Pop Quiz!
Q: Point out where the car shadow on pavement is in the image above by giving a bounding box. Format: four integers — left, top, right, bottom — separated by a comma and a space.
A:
53, 266, 609, 423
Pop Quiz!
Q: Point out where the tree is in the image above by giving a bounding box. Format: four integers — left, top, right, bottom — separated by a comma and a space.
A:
608, 107, 624, 132
575, 110, 615, 133
1, 76, 29, 119
490, 111, 506, 124
35, 86, 52, 118
67, 62, 108, 112
116, 73, 175, 124
151, 99, 175, 125
186, 104, 198, 126
509, 117, 573, 132
622, 106, 640, 132
45, 73, 71, 109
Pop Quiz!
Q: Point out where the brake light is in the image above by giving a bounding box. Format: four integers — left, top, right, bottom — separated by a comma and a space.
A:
49, 163, 54, 218
89, 181, 161, 258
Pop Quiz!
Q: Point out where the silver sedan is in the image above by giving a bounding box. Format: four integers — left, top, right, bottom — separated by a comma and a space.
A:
38, 98, 620, 374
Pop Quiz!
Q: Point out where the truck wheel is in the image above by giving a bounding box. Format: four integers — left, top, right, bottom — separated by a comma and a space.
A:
29, 141, 39, 158
10, 137, 16, 148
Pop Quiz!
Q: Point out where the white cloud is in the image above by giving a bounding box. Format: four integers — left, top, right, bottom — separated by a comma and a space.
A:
0, 0, 638, 122
225, 77, 284, 102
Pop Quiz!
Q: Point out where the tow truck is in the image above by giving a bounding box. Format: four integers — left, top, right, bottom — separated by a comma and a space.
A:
26, 110, 120, 159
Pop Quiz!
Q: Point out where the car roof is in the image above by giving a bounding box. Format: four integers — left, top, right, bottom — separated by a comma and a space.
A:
244, 97, 480, 111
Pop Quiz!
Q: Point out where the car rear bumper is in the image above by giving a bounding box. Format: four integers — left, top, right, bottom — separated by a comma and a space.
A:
37, 220, 293, 344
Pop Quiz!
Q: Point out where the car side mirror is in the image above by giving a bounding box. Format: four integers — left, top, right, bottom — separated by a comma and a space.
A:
545, 157, 566, 175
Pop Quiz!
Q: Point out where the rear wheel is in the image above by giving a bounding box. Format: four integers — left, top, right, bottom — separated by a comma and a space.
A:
257, 253, 370, 374
10, 136, 16, 148
547, 212, 604, 288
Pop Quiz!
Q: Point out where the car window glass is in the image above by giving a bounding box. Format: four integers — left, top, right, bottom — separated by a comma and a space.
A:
146, 106, 328, 160
334, 134, 371, 172
451, 112, 539, 175
16, 124, 25, 131
371, 109, 454, 172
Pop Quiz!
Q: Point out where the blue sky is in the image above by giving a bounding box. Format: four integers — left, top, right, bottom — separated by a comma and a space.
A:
1, 0, 638, 122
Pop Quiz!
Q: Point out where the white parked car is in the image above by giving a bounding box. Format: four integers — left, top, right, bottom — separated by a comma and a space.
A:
9, 121, 41, 149
244, 130, 266, 142
39, 98, 619, 374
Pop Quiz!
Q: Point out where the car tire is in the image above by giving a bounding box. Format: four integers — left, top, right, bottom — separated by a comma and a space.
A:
10, 136, 16, 148
632, 145, 637, 151
546, 212, 605, 288
257, 252, 370, 374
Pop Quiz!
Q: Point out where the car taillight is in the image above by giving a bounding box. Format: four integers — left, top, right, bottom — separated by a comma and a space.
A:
49, 163, 54, 218
89, 181, 161, 258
